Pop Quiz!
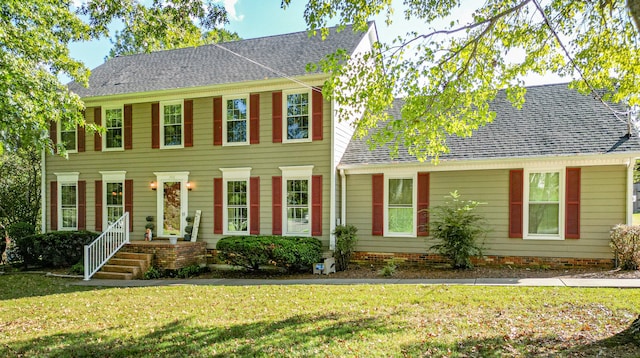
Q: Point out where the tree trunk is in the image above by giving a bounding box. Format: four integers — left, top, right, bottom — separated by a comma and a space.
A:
630, 0, 640, 31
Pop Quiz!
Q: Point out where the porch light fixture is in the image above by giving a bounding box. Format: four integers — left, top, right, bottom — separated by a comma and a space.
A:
186, 181, 193, 191
150, 181, 157, 190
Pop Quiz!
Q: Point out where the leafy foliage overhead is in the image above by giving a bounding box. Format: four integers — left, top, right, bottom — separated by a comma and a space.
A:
0, 0, 229, 154
287, 0, 640, 161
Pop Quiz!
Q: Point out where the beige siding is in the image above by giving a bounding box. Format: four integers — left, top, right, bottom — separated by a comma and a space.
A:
345, 166, 627, 259
46, 90, 334, 249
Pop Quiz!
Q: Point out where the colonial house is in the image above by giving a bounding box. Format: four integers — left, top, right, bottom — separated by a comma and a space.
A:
46, 22, 640, 275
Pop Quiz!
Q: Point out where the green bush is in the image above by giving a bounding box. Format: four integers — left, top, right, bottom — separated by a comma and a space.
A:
7, 222, 36, 240
69, 261, 84, 275
427, 191, 488, 269
143, 266, 162, 280
12, 231, 98, 268
333, 224, 358, 271
610, 224, 640, 270
217, 236, 322, 272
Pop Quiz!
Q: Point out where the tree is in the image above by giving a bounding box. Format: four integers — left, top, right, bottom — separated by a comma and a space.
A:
287, 0, 640, 161
0, 0, 229, 155
0, 147, 41, 229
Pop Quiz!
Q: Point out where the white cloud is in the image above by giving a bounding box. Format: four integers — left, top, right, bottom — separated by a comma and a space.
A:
222, 0, 244, 21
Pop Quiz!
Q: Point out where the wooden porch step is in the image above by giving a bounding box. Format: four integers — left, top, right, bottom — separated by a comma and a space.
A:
115, 252, 153, 262
108, 258, 149, 271
101, 264, 141, 277
93, 271, 133, 280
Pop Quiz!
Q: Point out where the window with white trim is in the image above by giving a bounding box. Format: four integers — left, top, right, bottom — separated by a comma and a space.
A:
58, 123, 77, 153
220, 168, 251, 234
56, 173, 79, 230
223, 95, 249, 145
283, 90, 311, 142
160, 100, 183, 148
280, 166, 313, 235
524, 170, 563, 239
104, 107, 124, 150
385, 175, 416, 236
100, 171, 126, 227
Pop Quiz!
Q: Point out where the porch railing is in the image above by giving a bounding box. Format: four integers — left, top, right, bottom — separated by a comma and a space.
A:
84, 212, 130, 280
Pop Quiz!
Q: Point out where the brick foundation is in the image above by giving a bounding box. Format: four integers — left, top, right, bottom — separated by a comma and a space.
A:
351, 251, 614, 269
122, 240, 207, 270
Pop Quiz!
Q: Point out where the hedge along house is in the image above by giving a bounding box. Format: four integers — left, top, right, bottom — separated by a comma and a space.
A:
339, 84, 640, 267
44, 23, 378, 269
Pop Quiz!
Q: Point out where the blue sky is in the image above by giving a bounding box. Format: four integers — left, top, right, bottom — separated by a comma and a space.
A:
68, 0, 562, 85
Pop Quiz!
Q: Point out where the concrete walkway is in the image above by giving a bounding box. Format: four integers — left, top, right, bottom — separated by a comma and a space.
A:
72, 277, 640, 288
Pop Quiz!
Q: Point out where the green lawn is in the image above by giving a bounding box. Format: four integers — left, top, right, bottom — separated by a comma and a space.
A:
1, 274, 638, 357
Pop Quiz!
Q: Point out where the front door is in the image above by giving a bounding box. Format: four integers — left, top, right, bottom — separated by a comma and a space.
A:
155, 172, 189, 237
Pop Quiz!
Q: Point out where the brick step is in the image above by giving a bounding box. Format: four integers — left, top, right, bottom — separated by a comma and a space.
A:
115, 252, 153, 262
93, 271, 133, 280
101, 264, 141, 276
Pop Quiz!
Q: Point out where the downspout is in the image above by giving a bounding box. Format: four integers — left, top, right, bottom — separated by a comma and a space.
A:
627, 159, 634, 225
329, 96, 336, 250
340, 169, 346, 226
40, 148, 46, 233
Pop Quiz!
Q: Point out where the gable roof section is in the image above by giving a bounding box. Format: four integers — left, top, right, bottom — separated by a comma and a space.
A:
69, 24, 370, 98
340, 83, 640, 165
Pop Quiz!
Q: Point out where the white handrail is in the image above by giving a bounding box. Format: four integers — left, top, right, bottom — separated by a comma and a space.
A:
84, 212, 130, 280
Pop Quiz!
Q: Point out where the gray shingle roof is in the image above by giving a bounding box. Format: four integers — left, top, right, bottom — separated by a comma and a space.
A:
69, 24, 369, 98
340, 83, 640, 165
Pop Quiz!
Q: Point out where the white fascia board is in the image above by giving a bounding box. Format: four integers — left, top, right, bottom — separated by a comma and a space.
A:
339, 153, 640, 175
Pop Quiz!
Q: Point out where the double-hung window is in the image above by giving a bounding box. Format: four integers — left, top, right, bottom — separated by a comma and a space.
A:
385, 176, 416, 236
59, 124, 77, 153
283, 90, 311, 142
525, 170, 563, 239
161, 100, 183, 148
104, 107, 124, 150
280, 166, 313, 235
221, 168, 251, 235
101, 171, 126, 227
223, 96, 249, 145
56, 173, 79, 230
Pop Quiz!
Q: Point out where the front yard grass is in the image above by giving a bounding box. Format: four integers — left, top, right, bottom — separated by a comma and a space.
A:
0, 274, 638, 357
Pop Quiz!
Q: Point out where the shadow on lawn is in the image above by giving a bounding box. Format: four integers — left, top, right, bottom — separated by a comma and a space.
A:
2, 313, 402, 357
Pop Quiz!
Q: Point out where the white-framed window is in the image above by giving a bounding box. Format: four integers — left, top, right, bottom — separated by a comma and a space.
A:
103, 106, 124, 150
524, 169, 564, 240
100, 171, 126, 227
223, 95, 249, 145
283, 89, 312, 143
384, 173, 417, 237
280, 166, 313, 235
56, 172, 79, 230
160, 100, 184, 148
220, 168, 251, 234
154, 172, 189, 237
58, 123, 77, 153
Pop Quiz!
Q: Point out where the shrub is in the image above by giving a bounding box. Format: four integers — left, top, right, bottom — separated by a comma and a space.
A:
610, 224, 640, 270
143, 266, 162, 280
7, 222, 36, 241
427, 191, 488, 269
177, 264, 205, 278
69, 261, 84, 275
217, 236, 322, 272
12, 231, 98, 268
378, 260, 397, 277
333, 224, 358, 271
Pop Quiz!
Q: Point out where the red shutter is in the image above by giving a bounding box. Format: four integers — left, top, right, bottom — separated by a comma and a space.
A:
565, 167, 581, 239
272, 176, 282, 235
509, 169, 524, 238
151, 103, 160, 149
49, 121, 57, 153
78, 180, 86, 230
417, 172, 430, 236
184, 100, 193, 147
125, 179, 134, 232
311, 175, 323, 236
94, 107, 102, 151
124, 104, 133, 150
214, 178, 222, 234
312, 88, 323, 141
272, 91, 282, 143
250, 176, 260, 235
50, 181, 58, 231
213, 97, 222, 146
77, 124, 85, 152
250, 93, 260, 144
95, 180, 103, 232
372, 174, 384, 236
